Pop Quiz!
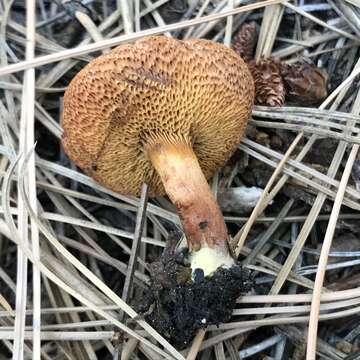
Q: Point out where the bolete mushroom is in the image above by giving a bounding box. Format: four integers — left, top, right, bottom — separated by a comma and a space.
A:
61, 36, 254, 277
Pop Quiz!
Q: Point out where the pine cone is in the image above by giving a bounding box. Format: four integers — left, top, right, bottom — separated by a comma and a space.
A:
248, 58, 285, 107
232, 22, 259, 62
279, 61, 328, 105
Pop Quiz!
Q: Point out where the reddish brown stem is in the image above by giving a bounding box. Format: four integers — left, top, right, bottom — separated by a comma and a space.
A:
146, 141, 229, 253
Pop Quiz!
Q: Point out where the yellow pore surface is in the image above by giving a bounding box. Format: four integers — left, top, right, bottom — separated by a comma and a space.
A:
61, 36, 254, 196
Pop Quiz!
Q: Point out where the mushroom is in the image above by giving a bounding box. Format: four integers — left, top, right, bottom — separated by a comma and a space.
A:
61, 36, 254, 277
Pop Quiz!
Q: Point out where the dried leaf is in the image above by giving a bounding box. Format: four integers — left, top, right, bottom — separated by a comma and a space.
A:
232, 21, 259, 62
279, 61, 328, 105
248, 58, 285, 107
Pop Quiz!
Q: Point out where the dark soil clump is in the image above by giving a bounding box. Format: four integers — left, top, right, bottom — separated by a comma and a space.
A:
137, 237, 253, 348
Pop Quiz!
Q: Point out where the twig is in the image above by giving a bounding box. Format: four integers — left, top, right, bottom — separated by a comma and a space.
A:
19, 153, 184, 359
3, 154, 183, 360
256, 3, 284, 59
75, 10, 105, 43
282, 1, 359, 41
121, 183, 149, 307
233, 132, 303, 255
0, 0, 285, 77
183, 0, 211, 39
239, 334, 284, 359
267, 58, 360, 307
306, 98, 360, 360
118, 0, 133, 34
224, 0, 234, 46
186, 329, 207, 360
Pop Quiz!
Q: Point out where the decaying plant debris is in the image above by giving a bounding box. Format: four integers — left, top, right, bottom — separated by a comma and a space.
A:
0, 1, 360, 359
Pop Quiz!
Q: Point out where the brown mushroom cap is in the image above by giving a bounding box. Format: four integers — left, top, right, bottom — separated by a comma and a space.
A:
61, 36, 254, 196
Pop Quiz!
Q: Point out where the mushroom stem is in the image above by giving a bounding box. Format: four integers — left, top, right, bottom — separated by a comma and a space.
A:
146, 141, 233, 268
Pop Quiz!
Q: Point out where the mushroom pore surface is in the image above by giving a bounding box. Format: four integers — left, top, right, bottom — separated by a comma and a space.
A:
61, 36, 254, 197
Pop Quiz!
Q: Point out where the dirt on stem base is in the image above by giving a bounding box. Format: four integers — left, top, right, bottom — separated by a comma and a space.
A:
137, 234, 253, 348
